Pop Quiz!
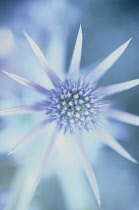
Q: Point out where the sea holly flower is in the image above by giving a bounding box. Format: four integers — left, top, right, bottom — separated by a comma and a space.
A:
0, 26, 139, 207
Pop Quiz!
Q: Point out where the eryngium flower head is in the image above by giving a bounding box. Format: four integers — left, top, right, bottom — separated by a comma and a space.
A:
1, 26, 139, 207
44, 76, 108, 133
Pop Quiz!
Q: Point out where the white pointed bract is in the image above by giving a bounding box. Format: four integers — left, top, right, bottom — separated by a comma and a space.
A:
0, 103, 44, 115
1, 26, 139, 207
107, 108, 139, 127
100, 78, 139, 97
86, 38, 132, 83
2, 70, 49, 95
77, 137, 101, 207
97, 127, 138, 164
68, 26, 82, 76
8, 119, 48, 155
23, 32, 60, 86
37, 127, 59, 184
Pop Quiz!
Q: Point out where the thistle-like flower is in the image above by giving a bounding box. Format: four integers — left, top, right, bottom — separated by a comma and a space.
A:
1, 26, 139, 207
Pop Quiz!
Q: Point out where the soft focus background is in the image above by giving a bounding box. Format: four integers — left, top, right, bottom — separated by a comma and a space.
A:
0, 0, 139, 210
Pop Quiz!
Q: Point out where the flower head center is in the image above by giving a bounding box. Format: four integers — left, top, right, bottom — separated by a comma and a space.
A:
45, 78, 106, 132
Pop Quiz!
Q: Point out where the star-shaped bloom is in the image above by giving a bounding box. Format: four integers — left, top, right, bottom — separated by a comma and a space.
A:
0, 26, 139, 207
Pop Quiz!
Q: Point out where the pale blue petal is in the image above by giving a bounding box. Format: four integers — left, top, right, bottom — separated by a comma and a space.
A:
23, 32, 61, 86
8, 119, 48, 155
86, 38, 132, 83
100, 78, 139, 97
68, 26, 82, 76
0, 103, 45, 115
97, 127, 138, 164
37, 127, 59, 184
107, 108, 139, 127
77, 137, 101, 207
2, 70, 49, 95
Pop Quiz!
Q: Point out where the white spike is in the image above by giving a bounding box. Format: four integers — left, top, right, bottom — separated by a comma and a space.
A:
107, 108, 139, 127
23, 31, 60, 86
100, 78, 139, 97
77, 137, 101, 207
68, 26, 82, 76
37, 127, 59, 184
2, 70, 49, 95
97, 127, 138, 164
8, 119, 48, 155
86, 38, 132, 83
0, 103, 44, 116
